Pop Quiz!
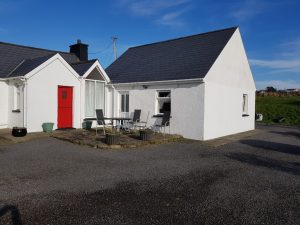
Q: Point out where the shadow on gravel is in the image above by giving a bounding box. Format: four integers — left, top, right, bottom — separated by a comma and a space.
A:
269, 131, 300, 139
240, 139, 300, 156
0, 205, 23, 225
19, 170, 229, 225
227, 153, 300, 176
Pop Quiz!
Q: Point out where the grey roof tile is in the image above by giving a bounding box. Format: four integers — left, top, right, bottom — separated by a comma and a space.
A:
106, 27, 237, 83
0, 42, 79, 78
8, 54, 55, 78
71, 59, 97, 76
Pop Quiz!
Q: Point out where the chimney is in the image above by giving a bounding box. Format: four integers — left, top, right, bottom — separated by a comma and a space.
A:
69, 39, 88, 61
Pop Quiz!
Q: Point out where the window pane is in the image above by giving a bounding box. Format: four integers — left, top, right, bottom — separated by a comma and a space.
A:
242, 94, 248, 113
157, 90, 171, 114
96, 82, 104, 111
85, 81, 95, 117
158, 91, 170, 98
126, 94, 129, 112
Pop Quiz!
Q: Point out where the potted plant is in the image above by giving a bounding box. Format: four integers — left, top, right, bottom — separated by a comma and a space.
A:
139, 129, 154, 141
106, 131, 120, 145
42, 122, 54, 133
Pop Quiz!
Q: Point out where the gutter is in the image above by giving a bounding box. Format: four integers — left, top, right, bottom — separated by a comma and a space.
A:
106, 78, 204, 87
0, 76, 26, 81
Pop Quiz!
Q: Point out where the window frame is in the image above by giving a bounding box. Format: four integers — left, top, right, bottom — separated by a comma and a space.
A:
119, 91, 129, 113
242, 94, 249, 115
156, 89, 171, 115
85, 79, 105, 118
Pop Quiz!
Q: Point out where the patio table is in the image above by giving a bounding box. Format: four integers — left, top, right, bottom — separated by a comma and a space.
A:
104, 117, 131, 132
84, 117, 131, 132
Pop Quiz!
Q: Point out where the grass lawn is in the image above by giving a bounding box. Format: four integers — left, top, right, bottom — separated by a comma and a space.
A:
256, 96, 300, 125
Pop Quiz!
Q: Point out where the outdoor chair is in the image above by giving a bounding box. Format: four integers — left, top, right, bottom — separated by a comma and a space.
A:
135, 111, 149, 130
95, 109, 112, 135
125, 109, 141, 130
153, 111, 171, 135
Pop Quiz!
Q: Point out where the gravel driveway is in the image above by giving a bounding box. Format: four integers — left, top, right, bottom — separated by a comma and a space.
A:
0, 125, 299, 225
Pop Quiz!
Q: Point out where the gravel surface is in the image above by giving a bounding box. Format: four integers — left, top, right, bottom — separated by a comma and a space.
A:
0, 125, 299, 225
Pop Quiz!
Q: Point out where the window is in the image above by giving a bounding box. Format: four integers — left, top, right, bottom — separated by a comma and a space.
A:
156, 90, 171, 114
120, 92, 129, 113
13, 85, 21, 111
85, 80, 105, 117
242, 94, 248, 115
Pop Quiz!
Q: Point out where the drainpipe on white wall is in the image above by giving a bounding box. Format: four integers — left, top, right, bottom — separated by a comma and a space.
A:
111, 84, 116, 117
79, 77, 83, 128
20, 77, 28, 128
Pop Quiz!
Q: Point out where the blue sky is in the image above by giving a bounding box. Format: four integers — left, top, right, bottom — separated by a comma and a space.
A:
0, 0, 300, 90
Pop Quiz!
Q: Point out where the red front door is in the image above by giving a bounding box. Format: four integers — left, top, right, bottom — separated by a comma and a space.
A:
58, 86, 73, 128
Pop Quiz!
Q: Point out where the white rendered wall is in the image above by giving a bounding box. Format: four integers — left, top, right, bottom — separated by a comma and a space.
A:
0, 80, 8, 128
203, 28, 256, 140
26, 58, 81, 132
110, 83, 205, 140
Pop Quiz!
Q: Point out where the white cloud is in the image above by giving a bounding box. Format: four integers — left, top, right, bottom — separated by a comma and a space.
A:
255, 80, 300, 90
156, 6, 191, 27
250, 59, 300, 70
230, 0, 266, 21
279, 38, 300, 57
250, 37, 300, 74
125, 0, 191, 16
115, 0, 192, 28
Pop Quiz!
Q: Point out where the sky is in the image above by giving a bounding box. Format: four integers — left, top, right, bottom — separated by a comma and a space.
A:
0, 0, 300, 90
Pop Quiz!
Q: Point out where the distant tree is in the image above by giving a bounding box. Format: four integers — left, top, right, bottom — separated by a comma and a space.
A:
266, 86, 277, 92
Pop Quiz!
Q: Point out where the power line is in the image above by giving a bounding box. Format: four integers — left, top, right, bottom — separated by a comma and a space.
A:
89, 42, 112, 55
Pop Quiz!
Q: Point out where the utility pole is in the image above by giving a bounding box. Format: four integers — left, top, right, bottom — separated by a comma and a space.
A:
112, 36, 118, 61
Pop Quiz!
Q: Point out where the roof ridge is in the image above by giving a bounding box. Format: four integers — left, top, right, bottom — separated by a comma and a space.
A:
129, 26, 238, 50
0, 41, 75, 55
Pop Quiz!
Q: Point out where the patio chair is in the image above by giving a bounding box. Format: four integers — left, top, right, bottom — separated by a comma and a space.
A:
126, 109, 141, 130
95, 109, 112, 135
153, 111, 171, 135
135, 111, 149, 130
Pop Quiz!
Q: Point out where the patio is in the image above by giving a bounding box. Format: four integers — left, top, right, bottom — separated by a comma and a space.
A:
51, 128, 184, 149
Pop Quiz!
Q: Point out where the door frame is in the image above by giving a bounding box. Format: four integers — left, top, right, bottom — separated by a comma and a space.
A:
57, 85, 74, 128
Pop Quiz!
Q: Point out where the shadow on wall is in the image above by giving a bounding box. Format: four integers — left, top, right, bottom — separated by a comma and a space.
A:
0, 205, 23, 225
226, 152, 300, 176
240, 139, 300, 156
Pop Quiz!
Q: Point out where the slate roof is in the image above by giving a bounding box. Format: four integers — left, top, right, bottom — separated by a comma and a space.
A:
8, 54, 55, 78
0, 42, 79, 78
71, 59, 97, 76
106, 27, 238, 83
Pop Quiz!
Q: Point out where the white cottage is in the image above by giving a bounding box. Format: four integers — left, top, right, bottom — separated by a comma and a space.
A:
0, 40, 110, 132
0, 26, 255, 141
105, 27, 256, 140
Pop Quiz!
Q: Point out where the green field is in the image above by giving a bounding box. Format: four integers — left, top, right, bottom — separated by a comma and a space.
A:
256, 96, 300, 125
